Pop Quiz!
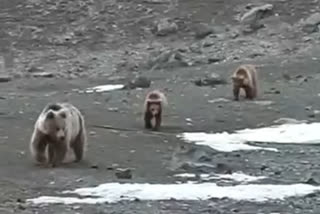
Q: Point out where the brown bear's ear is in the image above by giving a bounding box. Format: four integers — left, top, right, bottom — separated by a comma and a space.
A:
60, 112, 67, 119
46, 111, 55, 119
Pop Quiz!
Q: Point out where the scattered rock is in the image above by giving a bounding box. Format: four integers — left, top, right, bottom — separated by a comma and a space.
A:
216, 163, 232, 174
301, 12, 320, 33
304, 177, 319, 185
194, 23, 214, 39
125, 76, 151, 89
153, 18, 178, 36
308, 113, 316, 118
240, 4, 273, 33
16, 198, 24, 203
242, 23, 265, 34
295, 74, 309, 84
149, 49, 175, 68
147, 48, 197, 69
248, 52, 265, 58
72, 206, 82, 211
207, 57, 224, 64
305, 106, 312, 111
274, 171, 281, 175
179, 162, 216, 173
0, 75, 11, 82
282, 71, 291, 80
143, 0, 170, 4
193, 73, 227, 87
108, 107, 119, 112
107, 76, 126, 82
115, 168, 133, 179
240, 4, 274, 24
90, 164, 99, 169
107, 163, 119, 170
17, 204, 26, 210
260, 165, 268, 171
27, 66, 44, 73
266, 87, 280, 94
76, 178, 83, 182
32, 72, 54, 78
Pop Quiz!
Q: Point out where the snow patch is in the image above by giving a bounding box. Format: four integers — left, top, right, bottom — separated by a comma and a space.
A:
85, 84, 124, 93
178, 122, 320, 152
27, 182, 320, 205
201, 172, 266, 183
174, 172, 266, 183
174, 173, 197, 178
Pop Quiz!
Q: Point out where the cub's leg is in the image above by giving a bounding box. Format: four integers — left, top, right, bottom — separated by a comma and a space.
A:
47, 143, 56, 167
72, 131, 86, 162
244, 87, 254, 100
30, 130, 47, 164
233, 86, 240, 101
153, 113, 162, 131
144, 112, 152, 129
49, 141, 67, 167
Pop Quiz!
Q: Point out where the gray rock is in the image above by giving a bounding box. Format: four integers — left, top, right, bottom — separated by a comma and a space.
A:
115, 168, 132, 179
27, 66, 44, 73
125, 76, 151, 89
90, 164, 99, 169
301, 13, 320, 33
143, 0, 170, 3
193, 73, 227, 87
216, 163, 233, 174
207, 57, 224, 64
154, 18, 178, 36
303, 176, 319, 185
240, 4, 274, 24
0, 75, 11, 82
194, 23, 214, 39
240, 4, 273, 33
179, 162, 216, 173
147, 49, 194, 69
32, 72, 54, 78
148, 49, 174, 69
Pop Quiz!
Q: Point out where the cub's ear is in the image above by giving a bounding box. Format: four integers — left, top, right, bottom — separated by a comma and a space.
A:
60, 112, 67, 119
46, 111, 55, 119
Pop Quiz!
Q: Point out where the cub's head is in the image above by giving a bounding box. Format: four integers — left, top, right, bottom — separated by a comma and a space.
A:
43, 110, 67, 141
232, 75, 249, 86
148, 101, 161, 116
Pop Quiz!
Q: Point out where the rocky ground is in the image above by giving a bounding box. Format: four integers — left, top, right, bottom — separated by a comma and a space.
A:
1, 0, 320, 213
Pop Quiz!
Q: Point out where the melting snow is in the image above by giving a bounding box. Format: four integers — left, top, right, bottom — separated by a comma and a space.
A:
27, 182, 320, 205
85, 84, 124, 93
174, 173, 197, 178
200, 172, 266, 183
174, 172, 266, 184
178, 122, 320, 152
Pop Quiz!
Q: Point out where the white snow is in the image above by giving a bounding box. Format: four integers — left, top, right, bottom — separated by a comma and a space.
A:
174, 173, 197, 178
85, 84, 124, 93
26, 122, 320, 206
200, 172, 266, 183
178, 122, 320, 152
174, 172, 266, 183
27, 182, 320, 205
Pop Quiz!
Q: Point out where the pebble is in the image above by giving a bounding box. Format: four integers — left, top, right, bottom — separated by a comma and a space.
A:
115, 168, 133, 179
